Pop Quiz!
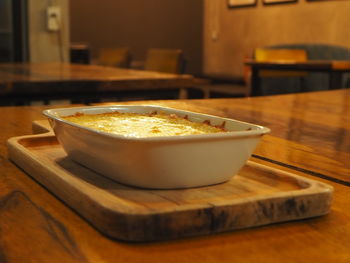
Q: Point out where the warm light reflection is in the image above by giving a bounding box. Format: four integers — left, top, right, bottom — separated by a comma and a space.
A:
62, 112, 227, 138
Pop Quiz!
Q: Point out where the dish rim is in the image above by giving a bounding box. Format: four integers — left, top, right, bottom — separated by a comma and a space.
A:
43, 105, 270, 142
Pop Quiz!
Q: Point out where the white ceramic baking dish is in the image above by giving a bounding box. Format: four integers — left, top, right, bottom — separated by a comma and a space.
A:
43, 105, 270, 189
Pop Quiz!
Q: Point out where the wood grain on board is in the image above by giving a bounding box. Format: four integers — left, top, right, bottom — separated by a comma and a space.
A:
7, 127, 332, 241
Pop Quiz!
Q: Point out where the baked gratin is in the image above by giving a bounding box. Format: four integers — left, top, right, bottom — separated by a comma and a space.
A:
62, 111, 227, 138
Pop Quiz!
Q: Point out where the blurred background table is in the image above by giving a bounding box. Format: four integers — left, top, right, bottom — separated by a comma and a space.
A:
0, 62, 195, 105
245, 59, 350, 96
1, 89, 350, 262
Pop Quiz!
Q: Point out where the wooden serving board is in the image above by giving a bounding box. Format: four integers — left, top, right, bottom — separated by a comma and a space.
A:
7, 120, 333, 242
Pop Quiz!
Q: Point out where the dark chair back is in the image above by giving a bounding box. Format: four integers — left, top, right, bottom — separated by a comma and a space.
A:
97, 47, 131, 68
144, 49, 183, 74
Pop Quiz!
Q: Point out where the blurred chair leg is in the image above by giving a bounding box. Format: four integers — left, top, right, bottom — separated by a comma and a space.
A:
179, 88, 188, 99
329, 72, 342, 90
201, 86, 210, 99
300, 77, 306, 92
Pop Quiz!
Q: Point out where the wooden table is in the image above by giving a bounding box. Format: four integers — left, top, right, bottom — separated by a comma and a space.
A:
0, 63, 195, 104
245, 59, 350, 96
1, 89, 350, 262
97, 89, 350, 185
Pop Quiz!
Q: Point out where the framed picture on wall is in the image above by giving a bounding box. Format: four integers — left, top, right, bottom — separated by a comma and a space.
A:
263, 0, 297, 4
227, 0, 257, 8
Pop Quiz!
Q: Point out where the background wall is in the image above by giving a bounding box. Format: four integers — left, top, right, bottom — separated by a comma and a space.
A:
28, 0, 70, 62
204, 0, 350, 78
70, 0, 203, 75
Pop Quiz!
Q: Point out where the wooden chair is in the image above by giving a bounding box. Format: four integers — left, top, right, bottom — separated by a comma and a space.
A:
254, 48, 308, 77
70, 43, 91, 64
144, 48, 183, 74
97, 47, 131, 68
247, 48, 308, 96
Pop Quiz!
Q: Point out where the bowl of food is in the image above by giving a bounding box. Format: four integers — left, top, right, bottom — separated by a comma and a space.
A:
43, 105, 270, 189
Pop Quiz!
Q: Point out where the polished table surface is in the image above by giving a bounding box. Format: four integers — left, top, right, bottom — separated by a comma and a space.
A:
98, 89, 350, 184
0, 63, 195, 101
245, 59, 350, 96
1, 89, 350, 262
